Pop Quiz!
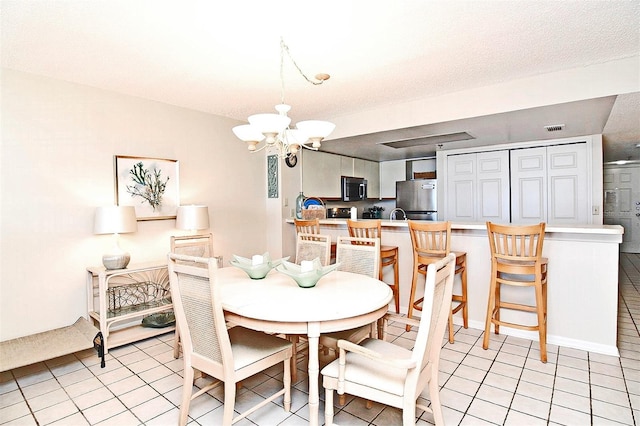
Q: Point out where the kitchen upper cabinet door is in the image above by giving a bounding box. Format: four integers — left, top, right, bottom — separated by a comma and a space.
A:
365, 160, 380, 199
341, 157, 354, 177
380, 160, 406, 198
446, 153, 477, 221
302, 150, 341, 197
476, 150, 510, 222
510, 147, 547, 224
547, 143, 588, 225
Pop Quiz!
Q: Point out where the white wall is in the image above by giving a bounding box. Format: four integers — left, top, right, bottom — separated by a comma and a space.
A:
0, 69, 268, 340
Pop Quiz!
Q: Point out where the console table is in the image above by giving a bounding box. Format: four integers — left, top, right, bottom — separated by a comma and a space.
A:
86, 261, 174, 353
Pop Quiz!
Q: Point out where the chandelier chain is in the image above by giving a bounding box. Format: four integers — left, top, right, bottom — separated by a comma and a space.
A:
279, 37, 324, 105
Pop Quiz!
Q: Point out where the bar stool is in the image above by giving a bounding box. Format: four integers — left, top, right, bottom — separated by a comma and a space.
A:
406, 220, 467, 343
294, 218, 336, 263
484, 222, 548, 362
346, 219, 400, 313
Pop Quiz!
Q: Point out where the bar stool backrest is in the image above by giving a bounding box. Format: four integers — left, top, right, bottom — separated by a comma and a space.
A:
347, 219, 382, 240
294, 218, 320, 236
486, 222, 545, 263
408, 220, 453, 260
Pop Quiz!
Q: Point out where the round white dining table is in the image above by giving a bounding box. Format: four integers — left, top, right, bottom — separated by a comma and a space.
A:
218, 266, 392, 426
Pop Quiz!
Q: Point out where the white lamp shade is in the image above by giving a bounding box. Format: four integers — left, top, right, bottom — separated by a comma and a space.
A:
176, 205, 210, 230
296, 120, 336, 139
94, 206, 137, 235
232, 124, 265, 142
248, 113, 291, 134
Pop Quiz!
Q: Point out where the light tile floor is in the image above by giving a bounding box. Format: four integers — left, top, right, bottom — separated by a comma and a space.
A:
1, 253, 639, 425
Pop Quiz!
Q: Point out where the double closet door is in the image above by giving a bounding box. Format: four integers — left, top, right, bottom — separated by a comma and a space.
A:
446, 142, 589, 224
510, 143, 588, 224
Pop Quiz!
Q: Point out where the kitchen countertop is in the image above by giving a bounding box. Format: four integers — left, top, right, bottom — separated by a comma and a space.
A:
286, 218, 624, 235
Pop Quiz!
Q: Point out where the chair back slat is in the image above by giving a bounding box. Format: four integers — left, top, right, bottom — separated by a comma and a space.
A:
294, 218, 321, 235
408, 220, 452, 259
295, 233, 331, 266
347, 219, 381, 240
487, 222, 545, 262
335, 236, 380, 278
167, 254, 230, 366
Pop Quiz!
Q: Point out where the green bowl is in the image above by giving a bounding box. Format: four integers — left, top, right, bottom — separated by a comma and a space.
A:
230, 253, 288, 279
276, 258, 340, 288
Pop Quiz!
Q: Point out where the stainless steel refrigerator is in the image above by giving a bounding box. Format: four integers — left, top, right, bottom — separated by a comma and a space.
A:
396, 179, 438, 220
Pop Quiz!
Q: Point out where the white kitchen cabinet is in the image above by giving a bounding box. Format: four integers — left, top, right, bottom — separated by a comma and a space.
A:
354, 158, 380, 199
511, 143, 588, 224
380, 160, 406, 198
302, 150, 342, 197
303, 151, 380, 199
446, 151, 510, 222
341, 156, 354, 177
365, 159, 380, 199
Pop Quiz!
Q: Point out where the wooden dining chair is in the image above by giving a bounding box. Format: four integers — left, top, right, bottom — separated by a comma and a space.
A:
484, 222, 548, 362
294, 218, 336, 262
347, 219, 400, 313
170, 233, 215, 359
321, 253, 456, 426
167, 253, 292, 426
406, 220, 467, 343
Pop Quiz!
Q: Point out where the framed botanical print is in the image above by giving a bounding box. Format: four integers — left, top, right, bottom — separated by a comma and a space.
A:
115, 155, 179, 220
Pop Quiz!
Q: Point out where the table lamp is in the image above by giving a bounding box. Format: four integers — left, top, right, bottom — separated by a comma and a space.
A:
176, 205, 209, 231
94, 206, 138, 269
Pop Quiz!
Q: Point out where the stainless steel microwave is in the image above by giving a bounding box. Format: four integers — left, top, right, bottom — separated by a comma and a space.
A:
341, 176, 367, 201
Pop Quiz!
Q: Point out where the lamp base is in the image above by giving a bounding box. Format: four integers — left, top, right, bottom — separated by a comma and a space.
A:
102, 252, 131, 270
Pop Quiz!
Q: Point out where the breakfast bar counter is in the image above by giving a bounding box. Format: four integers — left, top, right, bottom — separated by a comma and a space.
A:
286, 219, 624, 356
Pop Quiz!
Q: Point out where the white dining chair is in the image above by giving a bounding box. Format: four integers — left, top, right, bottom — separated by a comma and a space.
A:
295, 232, 332, 266
288, 232, 333, 381
170, 233, 214, 359
167, 253, 292, 426
321, 253, 456, 426
319, 235, 381, 398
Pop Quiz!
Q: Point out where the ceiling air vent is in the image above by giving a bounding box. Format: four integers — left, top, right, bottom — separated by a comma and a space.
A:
544, 124, 565, 132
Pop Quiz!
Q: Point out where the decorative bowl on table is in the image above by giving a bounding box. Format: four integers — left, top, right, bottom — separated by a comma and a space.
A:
230, 253, 289, 280
276, 258, 340, 288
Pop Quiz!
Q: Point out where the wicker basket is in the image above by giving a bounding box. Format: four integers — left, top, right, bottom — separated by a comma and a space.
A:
302, 208, 326, 220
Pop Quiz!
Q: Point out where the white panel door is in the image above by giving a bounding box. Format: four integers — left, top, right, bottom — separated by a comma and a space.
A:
604, 165, 640, 253
446, 153, 476, 221
546, 143, 588, 225
476, 150, 510, 223
510, 147, 547, 224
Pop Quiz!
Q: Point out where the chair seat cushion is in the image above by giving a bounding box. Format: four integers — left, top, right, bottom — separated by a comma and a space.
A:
321, 338, 411, 396
229, 326, 292, 370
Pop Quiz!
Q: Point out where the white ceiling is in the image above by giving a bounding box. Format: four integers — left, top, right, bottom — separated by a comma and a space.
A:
2, 1, 639, 162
